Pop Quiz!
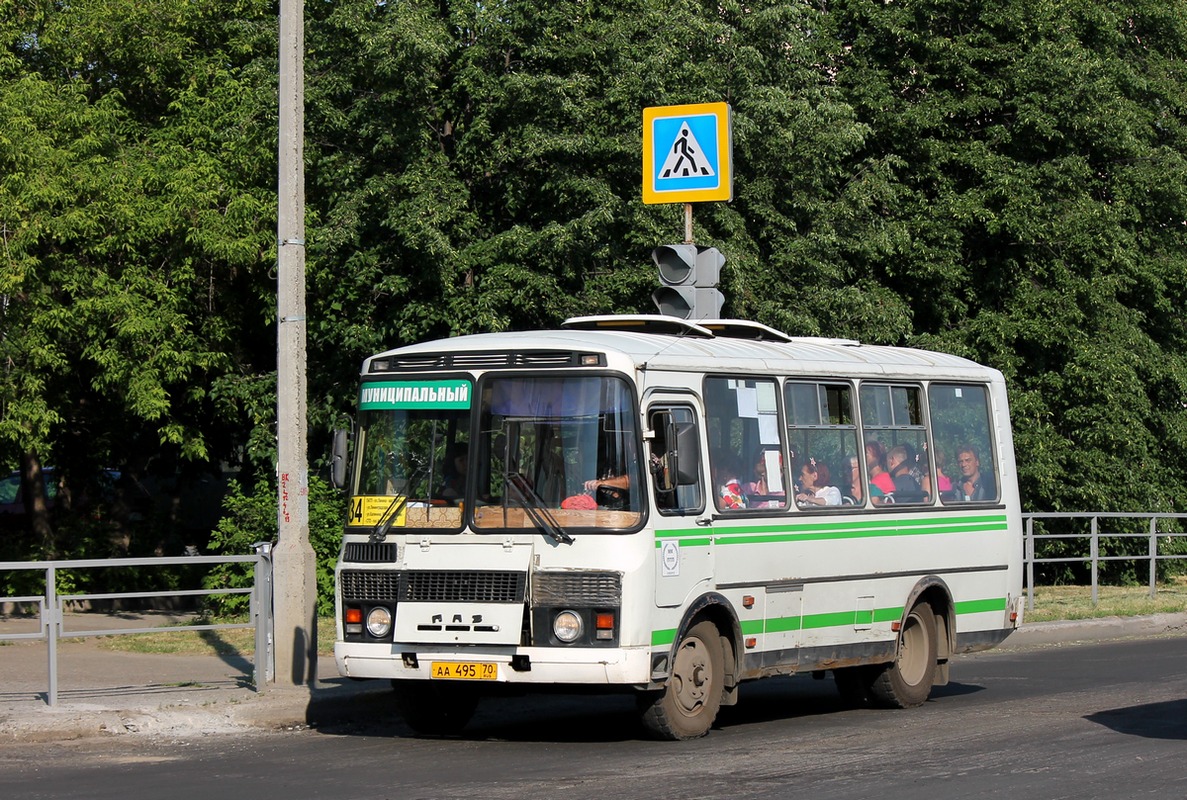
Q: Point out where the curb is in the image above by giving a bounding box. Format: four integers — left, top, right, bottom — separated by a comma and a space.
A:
1002, 611, 1187, 649
0, 679, 400, 744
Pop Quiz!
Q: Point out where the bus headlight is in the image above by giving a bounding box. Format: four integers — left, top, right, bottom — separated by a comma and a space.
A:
553, 610, 584, 643
366, 606, 393, 638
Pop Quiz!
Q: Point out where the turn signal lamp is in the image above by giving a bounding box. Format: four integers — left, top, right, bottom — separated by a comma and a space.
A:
595, 611, 616, 640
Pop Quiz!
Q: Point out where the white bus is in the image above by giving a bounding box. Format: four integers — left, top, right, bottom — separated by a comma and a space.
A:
332, 315, 1024, 739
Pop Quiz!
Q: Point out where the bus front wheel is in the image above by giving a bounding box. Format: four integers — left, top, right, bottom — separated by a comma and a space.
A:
869, 602, 938, 708
639, 620, 725, 740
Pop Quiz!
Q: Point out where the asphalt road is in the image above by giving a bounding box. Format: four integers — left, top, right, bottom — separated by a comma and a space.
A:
2, 635, 1184, 800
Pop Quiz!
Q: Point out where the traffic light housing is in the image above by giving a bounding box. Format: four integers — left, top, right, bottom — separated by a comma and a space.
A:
651, 245, 725, 320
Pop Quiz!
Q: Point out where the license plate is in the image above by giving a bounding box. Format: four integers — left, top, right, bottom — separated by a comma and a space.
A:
430, 661, 498, 681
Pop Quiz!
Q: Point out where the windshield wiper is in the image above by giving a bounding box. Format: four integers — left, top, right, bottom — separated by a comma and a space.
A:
369, 494, 409, 544
506, 474, 574, 545
369, 464, 429, 543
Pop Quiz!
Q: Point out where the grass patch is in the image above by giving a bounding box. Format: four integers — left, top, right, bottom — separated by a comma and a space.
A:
96, 617, 338, 657
1022, 576, 1187, 623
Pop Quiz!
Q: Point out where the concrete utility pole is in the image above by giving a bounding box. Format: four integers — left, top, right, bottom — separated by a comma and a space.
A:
274, 0, 317, 687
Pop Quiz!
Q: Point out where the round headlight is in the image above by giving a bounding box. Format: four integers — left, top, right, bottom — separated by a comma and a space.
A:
366, 606, 393, 638
553, 610, 584, 643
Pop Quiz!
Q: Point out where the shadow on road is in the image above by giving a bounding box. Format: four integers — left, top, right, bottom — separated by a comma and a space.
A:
1085, 699, 1187, 740
929, 681, 986, 699
309, 673, 944, 743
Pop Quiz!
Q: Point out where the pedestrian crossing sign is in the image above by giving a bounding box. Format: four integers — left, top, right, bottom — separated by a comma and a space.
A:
643, 102, 733, 204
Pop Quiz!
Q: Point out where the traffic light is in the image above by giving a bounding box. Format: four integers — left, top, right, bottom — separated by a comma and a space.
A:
650, 245, 725, 320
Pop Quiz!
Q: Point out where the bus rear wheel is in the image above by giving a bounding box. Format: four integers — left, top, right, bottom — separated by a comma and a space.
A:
869, 602, 938, 708
639, 620, 725, 740
392, 680, 480, 736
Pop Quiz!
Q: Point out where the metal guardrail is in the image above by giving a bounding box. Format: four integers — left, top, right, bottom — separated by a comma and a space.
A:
0, 543, 273, 706
3, 515, 1183, 705
1022, 512, 1187, 611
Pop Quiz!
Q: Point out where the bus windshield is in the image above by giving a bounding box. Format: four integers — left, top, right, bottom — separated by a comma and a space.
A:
351, 378, 472, 531
472, 374, 644, 531
350, 374, 644, 532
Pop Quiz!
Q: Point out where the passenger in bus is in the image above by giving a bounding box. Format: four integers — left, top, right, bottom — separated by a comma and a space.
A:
864, 441, 895, 504
918, 447, 953, 501
583, 472, 631, 509
886, 445, 925, 503
795, 457, 841, 507
746, 449, 785, 508
865, 441, 895, 496
846, 455, 861, 503
954, 445, 994, 501
439, 443, 469, 501
845, 455, 878, 505
713, 458, 747, 510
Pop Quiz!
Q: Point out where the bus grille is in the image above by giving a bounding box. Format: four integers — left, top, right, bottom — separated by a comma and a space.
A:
342, 543, 398, 563
340, 570, 527, 603
401, 571, 526, 603
340, 570, 400, 602
532, 571, 622, 607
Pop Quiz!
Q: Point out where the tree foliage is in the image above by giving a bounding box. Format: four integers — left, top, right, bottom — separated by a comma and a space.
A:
203, 473, 345, 617
1, 0, 1186, 570
1, 0, 277, 550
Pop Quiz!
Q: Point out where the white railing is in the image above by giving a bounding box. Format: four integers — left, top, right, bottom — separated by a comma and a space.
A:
1022, 512, 1187, 610
0, 544, 273, 706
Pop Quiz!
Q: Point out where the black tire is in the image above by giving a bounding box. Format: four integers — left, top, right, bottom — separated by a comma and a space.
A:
392, 679, 480, 736
869, 602, 938, 708
639, 620, 725, 740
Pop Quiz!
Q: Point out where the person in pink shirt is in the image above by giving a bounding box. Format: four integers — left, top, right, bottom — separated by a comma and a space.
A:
865, 440, 895, 501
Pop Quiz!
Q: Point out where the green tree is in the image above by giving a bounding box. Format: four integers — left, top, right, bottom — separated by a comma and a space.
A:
0, 0, 277, 551
204, 473, 346, 617
826, 0, 1187, 514
3, 0, 1187, 578
298, 0, 891, 423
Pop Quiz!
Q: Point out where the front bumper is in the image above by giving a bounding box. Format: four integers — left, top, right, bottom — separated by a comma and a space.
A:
336, 640, 653, 685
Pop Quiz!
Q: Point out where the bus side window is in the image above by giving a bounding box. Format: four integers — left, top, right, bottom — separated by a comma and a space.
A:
928, 384, 999, 504
705, 377, 785, 512
649, 407, 704, 514
786, 381, 858, 510
859, 383, 929, 507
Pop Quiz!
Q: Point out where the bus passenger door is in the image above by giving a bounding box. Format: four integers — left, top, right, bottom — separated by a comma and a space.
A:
648, 403, 712, 608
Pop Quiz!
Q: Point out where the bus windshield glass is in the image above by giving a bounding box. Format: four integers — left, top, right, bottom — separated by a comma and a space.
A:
472, 374, 644, 531
350, 378, 473, 531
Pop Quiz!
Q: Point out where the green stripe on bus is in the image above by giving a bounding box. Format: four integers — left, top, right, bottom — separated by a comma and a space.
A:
652, 628, 677, 647
764, 616, 801, 634
713, 514, 1008, 536
652, 598, 1007, 647
955, 597, 1008, 614
741, 619, 766, 635
659, 537, 712, 547
655, 514, 1008, 548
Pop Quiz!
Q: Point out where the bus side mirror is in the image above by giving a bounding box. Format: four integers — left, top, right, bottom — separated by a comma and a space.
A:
331, 429, 349, 489
673, 421, 700, 486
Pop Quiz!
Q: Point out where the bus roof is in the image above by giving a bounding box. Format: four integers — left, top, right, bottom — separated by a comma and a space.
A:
362, 316, 998, 382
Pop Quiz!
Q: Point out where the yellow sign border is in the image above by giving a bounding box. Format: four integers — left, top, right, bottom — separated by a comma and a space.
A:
642, 102, 733, 205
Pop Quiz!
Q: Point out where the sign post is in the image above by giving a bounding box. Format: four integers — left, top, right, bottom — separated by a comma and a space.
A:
643, 102, 733, 319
